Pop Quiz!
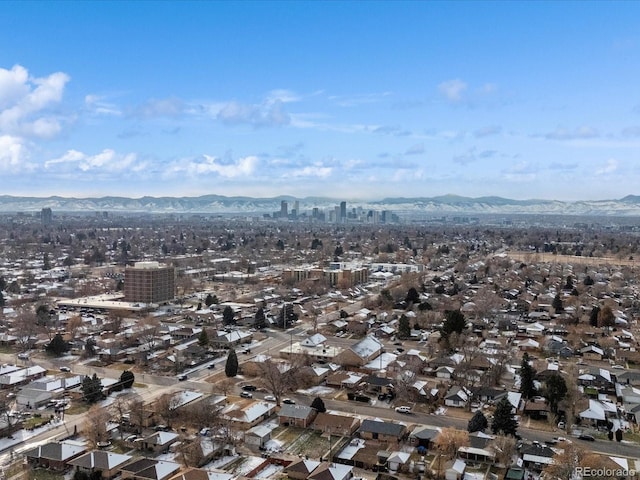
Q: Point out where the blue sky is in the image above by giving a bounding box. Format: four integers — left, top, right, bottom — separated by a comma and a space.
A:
1, 1, 639, 201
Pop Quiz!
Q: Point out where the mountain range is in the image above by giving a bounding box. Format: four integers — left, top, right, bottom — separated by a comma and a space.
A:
2, 194, 640, 216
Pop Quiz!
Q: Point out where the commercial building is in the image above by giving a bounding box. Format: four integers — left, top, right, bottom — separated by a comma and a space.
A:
124, 261, 175, 304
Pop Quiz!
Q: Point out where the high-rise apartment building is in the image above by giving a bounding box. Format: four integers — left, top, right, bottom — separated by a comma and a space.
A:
340, 201, 347, 222
41, 208, 53, 226
124, 261, 175, 304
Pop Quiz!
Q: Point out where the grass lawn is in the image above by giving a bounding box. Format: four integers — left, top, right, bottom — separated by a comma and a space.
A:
24, 417, 52, 429
29, 469, 65, 480
65, 403, 91, 415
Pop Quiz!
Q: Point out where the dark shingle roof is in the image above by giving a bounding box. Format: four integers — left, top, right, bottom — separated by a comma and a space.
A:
358, 419, 405, 437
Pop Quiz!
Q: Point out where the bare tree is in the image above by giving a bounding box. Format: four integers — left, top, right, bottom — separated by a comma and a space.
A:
137, 316, 161, 351
155, 393, 181, 427
256, 359, 298, 405
433, 427, 470, 460
13, 308, 39, 352
128, 394, 146, 433
66, 315, 83, 338
109, 395, 129, 439
489, 434, 516, 467
176, 438, 205, 468
83, 405, 111, 448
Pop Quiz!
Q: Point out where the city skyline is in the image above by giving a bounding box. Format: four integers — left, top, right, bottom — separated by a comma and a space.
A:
1, 1, 640, 202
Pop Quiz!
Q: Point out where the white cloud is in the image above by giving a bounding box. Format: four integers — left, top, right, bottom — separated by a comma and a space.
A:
217, 100, 290, 127
544, 126, 599, 140
0, 134, 29, 171
0, 65, 70, 139
438, 79, 467, 102
596, 158, 618, 175
85, 94, 122, 116
45, 148, 138, 172
176, 155, 259, 177
134, 97, 185, 118
288, 165, 332, 178
405, 143, 424, 155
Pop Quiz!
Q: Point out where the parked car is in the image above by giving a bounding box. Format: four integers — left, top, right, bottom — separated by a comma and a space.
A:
17, 353, 29, 360
282, 398, 296, 404
242, 385, 257, 391
178, 374, 188, 381
207, 363, 216, 369
240, 391, 253, 398
578, 434, 595, 442
59, 366, 71, 372
395, 406, 411, 414
264, 395, 276, 401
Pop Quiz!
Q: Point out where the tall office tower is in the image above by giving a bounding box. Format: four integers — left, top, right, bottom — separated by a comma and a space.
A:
280, 200, 288, 218
124, 261, 176, 303
41, 208, 53, 226
340, 201, 347, 222
334, 206, 341, 222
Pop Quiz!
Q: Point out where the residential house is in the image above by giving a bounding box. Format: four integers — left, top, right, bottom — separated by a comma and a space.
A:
168, 468, 233, 480
68, 451, 133, 480
221, 401, 276, 429
358, 419, 406, 443
409, 426, 439, 449
313, 412, 361, 437
581, 345, 605, 361
335, 336, 383, 367
308, 462, 353, 480
24, 441, 86, 471
284, 459, 322, 480
140, 431, 179, 453
244, 425, 272, 449
278, 404, 317, 428
520, 443, 555, 471
120, 459, 181, 480
444, 386, 471, 408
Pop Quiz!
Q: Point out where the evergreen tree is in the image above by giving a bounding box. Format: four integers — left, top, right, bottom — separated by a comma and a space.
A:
222, 306, 235, 325
519, 353, 537, 399
397, 315, 411, 339
85, 337, 97, 356
441, 310, 466, 338
405, 287, 420, 305
82, 373, 103, 403
468, 410, 488, 433
205, 293, 217, 307
46, 333, 70, 357
120, 370, 135, 389
589, 306, 600, 327
225, 349, 238, 377
254, 307, 267, 330
311, 396, 326, 413
544, 374, 567, 413
492, 397, 518, 436
0, 291, 4, 308
552, 294, 564, 312
198, 329, 209, 347
42, 252, 51, 271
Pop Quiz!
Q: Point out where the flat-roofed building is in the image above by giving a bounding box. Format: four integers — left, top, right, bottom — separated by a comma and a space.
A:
124, 262, 175, 304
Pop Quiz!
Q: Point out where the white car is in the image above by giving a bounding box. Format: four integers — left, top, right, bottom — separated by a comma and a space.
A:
395, 406, 411, 414
264, 395, 276, 402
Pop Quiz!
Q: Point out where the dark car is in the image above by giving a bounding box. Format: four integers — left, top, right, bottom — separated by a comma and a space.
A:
242, 385, 257, 391
282, 398, 296, 404
578, 434, 595, 442
207, 363, 216, 369
178, 374, 188, 381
